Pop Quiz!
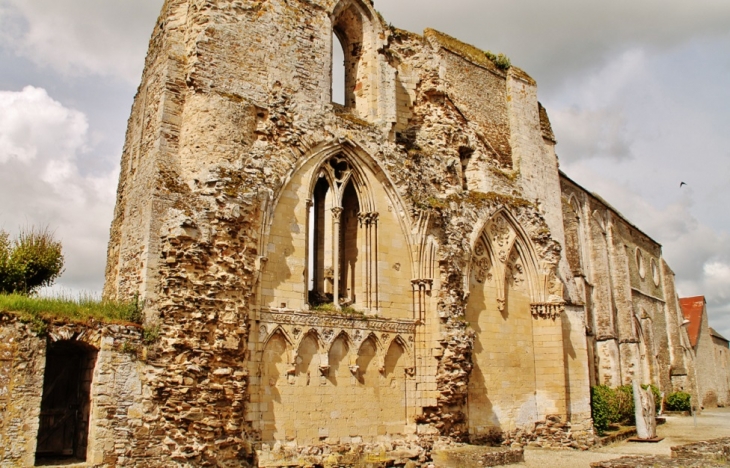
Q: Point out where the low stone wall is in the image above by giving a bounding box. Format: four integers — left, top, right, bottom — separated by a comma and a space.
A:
591, 437, 730, 468
671, 437, 730, 460
0, 312, 153, 468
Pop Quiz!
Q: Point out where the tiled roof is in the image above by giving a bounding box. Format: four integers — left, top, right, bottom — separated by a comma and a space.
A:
679, 296, 705, 348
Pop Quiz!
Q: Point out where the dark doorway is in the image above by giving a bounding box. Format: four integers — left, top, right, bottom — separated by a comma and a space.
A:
35, 340, 97, 466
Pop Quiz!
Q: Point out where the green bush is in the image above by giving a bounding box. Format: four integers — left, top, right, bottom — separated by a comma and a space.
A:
0, 227, 64, 294
590, 385, 613, 435
615, 385, 636, 424
666, 391, 692, 412
484, 50, 511, 70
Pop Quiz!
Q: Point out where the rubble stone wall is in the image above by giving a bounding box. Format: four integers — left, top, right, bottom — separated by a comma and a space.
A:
92, 0, 702, 464
0, 314, 153, 468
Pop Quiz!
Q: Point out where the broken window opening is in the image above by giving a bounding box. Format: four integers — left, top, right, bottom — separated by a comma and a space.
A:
332, 2, 366, 113
35, 340, 97, 466
459, 147, 474, 191
331, 31, 346, 106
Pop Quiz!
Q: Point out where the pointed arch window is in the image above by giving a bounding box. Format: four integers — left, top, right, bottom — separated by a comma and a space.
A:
307, 155, 379, 311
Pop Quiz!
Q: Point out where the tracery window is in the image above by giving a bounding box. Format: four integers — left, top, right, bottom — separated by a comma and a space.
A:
307, 155, 379, 311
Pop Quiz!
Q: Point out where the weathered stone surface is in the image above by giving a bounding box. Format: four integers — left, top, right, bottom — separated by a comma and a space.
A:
2, 0, 721, 466
633, 380, 657, 440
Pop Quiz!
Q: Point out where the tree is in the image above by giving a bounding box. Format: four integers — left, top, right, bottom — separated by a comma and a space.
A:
0, 227, 64, 294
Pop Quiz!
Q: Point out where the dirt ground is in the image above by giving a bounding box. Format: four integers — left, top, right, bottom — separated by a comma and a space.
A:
500, 408, 730, 468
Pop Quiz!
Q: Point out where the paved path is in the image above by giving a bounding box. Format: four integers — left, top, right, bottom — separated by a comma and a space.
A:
500, 408, 730, 468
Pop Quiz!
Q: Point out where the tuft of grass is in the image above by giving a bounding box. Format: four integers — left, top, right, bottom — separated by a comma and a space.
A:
0, 292, 142, 331
310, 302, 363, 317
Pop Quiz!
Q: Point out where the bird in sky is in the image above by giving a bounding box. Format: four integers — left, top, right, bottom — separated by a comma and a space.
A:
680, 182, 687, 187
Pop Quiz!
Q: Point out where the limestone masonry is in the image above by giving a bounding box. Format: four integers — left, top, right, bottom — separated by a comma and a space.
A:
1, 0, 728, 466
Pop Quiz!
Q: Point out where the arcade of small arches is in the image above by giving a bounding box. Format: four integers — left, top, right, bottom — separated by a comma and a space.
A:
258, 322, 415, 380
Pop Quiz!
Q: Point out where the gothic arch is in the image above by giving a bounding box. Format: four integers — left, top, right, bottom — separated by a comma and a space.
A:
260, 325, 294, 351
465, 208, 560, 316
259, 139, 415, 317
355, 331, 382, 356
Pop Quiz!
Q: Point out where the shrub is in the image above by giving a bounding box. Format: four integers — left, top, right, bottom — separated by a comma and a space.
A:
590, 385, 613, 435
484, 51, 511, 70
615, 385, 635, 424
0, 227, 64, 294
666, 391, 692, 412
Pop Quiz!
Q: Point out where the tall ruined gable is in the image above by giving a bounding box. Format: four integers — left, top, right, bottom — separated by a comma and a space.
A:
98, 0, 600, 465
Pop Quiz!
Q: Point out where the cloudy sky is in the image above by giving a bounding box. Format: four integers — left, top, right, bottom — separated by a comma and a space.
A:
0, 0, 728, 336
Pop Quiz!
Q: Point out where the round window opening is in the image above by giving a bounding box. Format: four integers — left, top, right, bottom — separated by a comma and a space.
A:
636, 248, 646, 279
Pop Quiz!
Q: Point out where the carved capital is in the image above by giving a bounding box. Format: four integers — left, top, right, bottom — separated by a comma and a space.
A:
348, 364, 359, 376
331, 207, 343, 220
404, 367, 416, 378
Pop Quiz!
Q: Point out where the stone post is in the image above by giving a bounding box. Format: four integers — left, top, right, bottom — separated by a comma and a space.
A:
633, 380, 657, 439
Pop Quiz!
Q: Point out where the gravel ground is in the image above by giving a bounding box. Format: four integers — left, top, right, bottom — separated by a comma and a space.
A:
499, 408, 730, 468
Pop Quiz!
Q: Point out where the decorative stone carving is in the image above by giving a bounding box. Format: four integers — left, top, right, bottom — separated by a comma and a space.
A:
260, 309, 417, 334
473, 257, 491, 284
530, 302, 565, 320
489, 215, 514, 263
507, 250, 525, 288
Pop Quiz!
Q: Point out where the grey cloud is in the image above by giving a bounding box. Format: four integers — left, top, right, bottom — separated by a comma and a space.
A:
0, 0, 161, 83
0, 87, 116, 293
552, 106, 633, 163
562, 164, 730, 338
378, 0, 730, 90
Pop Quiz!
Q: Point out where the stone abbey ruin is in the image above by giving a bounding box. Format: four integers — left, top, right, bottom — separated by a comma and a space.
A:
2, 0, 729, 466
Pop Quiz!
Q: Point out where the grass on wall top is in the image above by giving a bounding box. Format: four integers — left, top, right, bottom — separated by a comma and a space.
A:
0, 292, 142, 328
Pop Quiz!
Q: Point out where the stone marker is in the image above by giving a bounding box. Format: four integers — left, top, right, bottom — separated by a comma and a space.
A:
633, 380, 657, 440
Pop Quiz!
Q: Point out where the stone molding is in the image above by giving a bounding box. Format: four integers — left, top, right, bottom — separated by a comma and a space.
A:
259, 308, 417, 334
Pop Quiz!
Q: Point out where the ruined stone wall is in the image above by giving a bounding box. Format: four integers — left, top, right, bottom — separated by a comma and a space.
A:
560, 175, 695, 402
99, 0, 604, 464
0, 314, 154, 467
660, 261, 699, 401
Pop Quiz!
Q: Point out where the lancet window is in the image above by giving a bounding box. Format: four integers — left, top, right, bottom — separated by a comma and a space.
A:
307, 155, 379, 311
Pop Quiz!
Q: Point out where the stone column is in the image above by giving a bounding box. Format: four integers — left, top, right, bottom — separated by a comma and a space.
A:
332, 207, 343, 308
